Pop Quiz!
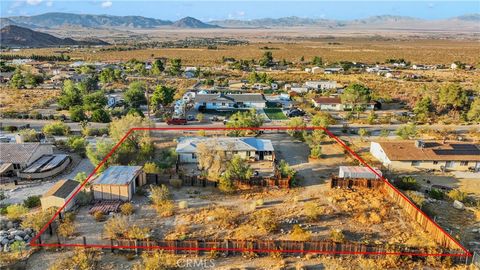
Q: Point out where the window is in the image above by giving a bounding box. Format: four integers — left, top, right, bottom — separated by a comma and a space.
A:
13, 163, 20, 170
222, 102, 226, 106
433, 161, 438, 165
411, 161, 420, 166
246, 151, 251, 156
445, 161, 455, 168
191, 153, 196, 159
212, 102, 216, 106
460, 161, 469, 166
232, 151, 238, 154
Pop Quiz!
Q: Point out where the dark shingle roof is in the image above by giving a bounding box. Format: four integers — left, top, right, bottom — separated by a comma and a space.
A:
43, 179, 79, 199
0, 143, 41, 164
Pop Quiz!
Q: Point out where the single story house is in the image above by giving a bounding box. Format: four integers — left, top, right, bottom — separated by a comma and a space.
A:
91, 166, 146, 201
305, 80, 337, 91
311, 97, 375, 111
324, 67, 344, 74
41, 179, 79, 211
0, 143, 54, 176
338, 166, 382, 179
370, 140, 480, 172
194, 93, 266, 111
176, 137, 275, 164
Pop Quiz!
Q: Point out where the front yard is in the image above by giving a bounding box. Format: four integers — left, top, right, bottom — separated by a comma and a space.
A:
264, 108, 288, 120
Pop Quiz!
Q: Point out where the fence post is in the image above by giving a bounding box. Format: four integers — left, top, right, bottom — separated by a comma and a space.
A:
83, 236, 86, 246
48, 223, 53, 236
110, 238, 114, 253
135, 239, 139, 256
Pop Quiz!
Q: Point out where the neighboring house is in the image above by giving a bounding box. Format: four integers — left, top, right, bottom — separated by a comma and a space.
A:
0, 143, 53, 176
194, 93, 266, 111
91, 166, 146, 201
312, 97, 375, 111
311, 97, 343, 111
305, 80, 337, 91
324, 67, 344, 74
41, 179, 79, 211
338, 166, 382, 179
311, 66, 322, 74
176, 137, 275, 164
370, 140, 480, 172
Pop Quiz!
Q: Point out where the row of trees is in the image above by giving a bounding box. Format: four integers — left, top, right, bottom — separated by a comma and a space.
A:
413, 84, 479, 122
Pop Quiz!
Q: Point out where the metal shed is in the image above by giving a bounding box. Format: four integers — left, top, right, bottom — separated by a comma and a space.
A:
338, 166, 382, 179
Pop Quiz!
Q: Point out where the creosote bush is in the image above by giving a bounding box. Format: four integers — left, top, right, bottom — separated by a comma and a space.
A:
120, 202, 135, 215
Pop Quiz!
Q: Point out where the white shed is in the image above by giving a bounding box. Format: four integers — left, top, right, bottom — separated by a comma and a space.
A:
338, 166, 382, 179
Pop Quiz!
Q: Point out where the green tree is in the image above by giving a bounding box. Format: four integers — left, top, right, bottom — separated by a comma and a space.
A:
467, 98, 480, 122
151, 59, 165, 75
24, 72, 42, 87
69, 106, 87, 122
77, 76, 98, 94
413, 96, 434, 121
225, 109, 263, 136
66, 136, 87, 157
221, 155, 253, 192
150, 85, 175, 110
83, 91, 107, 111
18, 129, 37, 142
340, 83, 372, 118
90, 109, 111, 123
124, 81, 147, 108
396, 124, 417, 140
438, 84, 468, 116
259, 51, 273, 67
9, 69, 25, 88
311, 56, 323, 66
58, 80, 82, 109
86, 138, 115, 167
168, 58, 182, 76
99, 67, 117, 84
287, 117, 306, 140
74, 171, 88, 183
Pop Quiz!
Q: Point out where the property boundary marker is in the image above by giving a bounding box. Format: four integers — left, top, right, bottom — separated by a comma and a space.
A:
29, 126, 473, 258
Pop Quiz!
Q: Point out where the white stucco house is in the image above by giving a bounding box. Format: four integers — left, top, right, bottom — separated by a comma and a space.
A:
194, 93, 266, 111
305, 80, 337, 91
176, 137, 275, 164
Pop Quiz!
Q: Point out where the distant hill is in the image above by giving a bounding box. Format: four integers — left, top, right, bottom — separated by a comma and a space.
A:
171, 17, 219, 28
0, 25, 109, 47
1, 12, 172, 29
0, 12, 478, 31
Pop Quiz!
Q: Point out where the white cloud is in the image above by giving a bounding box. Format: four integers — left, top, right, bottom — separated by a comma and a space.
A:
26, 0, 43, 5
101, 0, 112, 8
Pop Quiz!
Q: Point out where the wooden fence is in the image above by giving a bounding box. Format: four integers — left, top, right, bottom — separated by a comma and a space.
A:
109, 238, 464, 262
330, 177, 384, 189
147, 173, 291, 189
330, 177, 464, 251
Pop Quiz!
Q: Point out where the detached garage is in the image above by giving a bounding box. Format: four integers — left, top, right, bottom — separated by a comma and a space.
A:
41, 179, 79, 211
91, 166, 146, 201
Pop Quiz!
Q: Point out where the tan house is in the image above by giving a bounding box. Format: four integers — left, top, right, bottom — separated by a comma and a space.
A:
91, 166, 146, 201
41, 179, 79, 211
370, 140, 480, 172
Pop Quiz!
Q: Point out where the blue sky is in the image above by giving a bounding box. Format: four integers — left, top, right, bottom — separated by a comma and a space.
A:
2, 1, 479, 21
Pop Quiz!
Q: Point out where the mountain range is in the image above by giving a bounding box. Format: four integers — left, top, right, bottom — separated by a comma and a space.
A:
0, 13, 219, 29
0, 12, 478, 30
0, 25, 109, 47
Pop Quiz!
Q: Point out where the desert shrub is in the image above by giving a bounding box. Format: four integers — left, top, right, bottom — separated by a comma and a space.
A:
104, 215, 129, 239
251, 209, 277, 233
143, 162, 161, 174
330, 229, 345, 243
21, 208, 55, 231
304, 202, 323, 221
58, 220, 75, 238
23, 196, 41, 208
156, 200, 175, 217
150, 185, 171, 204
66, 136, 87, 157
369, 212, 382, 224
208, 207, 240, 228
169, 178, 182, 188
124, 225, 149, 240
178, 201, 188, 209
49, 249, 100, 270
289, 224, 311, 241
429, 189, 444, 200
120, 202, 134, 215
405, 191, 426, 209
6, 204, 28, 221
396, 176, 419, 191
447, 189, 467, 202
133, 251, 179, 270
255, 199, 264, 207
42, 121, 70, 136
93, 211, 105, 222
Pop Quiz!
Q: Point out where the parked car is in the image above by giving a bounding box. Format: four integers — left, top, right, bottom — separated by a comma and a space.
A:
186, 115, 196, 121
286, 109, 305, 117
166, 118, 188, 125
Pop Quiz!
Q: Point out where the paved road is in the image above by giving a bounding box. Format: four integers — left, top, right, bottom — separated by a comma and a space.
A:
0, 118, 477, 135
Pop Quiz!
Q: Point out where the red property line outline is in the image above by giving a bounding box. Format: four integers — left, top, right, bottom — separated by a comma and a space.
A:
29, 126, 472, 258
